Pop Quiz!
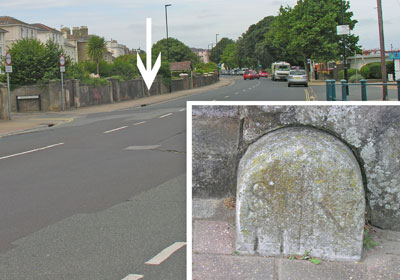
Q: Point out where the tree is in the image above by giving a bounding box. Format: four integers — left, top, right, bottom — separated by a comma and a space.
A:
87, 35, 106, 75
265, 0, 361, 75
1, 38, 68, 86
220, 43, 238, 69
152, 38, 199, 65
209, 38, 235, 64
236, 16, 275, 69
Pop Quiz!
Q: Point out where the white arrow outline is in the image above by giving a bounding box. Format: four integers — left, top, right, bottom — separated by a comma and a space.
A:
137, 18, 162, 90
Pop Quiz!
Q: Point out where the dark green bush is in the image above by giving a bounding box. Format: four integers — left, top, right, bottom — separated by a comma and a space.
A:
339, 68, 358, 80
349, 74, 364, 83
360, 61, 394, 79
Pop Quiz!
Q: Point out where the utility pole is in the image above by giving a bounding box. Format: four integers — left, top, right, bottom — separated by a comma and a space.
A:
165, 4, 172, 62
341, 0, 349, 95
377, 0, 388, 100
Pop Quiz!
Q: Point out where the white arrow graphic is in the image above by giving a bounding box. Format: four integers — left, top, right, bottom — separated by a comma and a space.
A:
137, 18, 161, 90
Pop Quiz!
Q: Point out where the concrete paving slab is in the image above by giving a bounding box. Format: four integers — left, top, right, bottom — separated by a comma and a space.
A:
277, 259, 366, 280
193, 254, 276, 280
193, 220, 234, 255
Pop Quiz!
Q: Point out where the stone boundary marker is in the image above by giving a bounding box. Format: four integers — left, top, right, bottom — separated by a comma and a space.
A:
236, 127, 365, 261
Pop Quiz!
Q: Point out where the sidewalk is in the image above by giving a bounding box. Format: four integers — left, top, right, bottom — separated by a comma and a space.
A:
0, 78, 234, 137
193, 198, 400, 280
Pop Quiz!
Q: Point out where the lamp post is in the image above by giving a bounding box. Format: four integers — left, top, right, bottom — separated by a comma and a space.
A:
216, 34, 219, 45
165, 4, 172, 62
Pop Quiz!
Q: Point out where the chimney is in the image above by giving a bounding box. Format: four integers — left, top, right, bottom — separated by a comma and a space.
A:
80, 26, 88, 37
72, 27, 80, 38
61, 27, 71, 35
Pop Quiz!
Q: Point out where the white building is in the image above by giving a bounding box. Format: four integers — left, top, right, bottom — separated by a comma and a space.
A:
0, 16, 38, 51
0, 28, 7, 58
61, 27, 78, 63
106, 40, 129, 58
31, 23, 64, 49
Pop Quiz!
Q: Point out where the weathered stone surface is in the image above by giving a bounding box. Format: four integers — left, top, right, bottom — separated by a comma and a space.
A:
236, 127, 365, 261
192, 106, 240, 197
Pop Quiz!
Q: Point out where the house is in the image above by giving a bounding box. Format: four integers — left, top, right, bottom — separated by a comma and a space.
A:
106, 40, 130, 58
170, 61, 192, 73
61, 27, 78, 63
0, 28, 7, 57
0, 16, 38, 51
31, 23, 64, 49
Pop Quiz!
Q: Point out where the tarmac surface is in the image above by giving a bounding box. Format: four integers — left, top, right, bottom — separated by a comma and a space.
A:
192, 198, 400, 280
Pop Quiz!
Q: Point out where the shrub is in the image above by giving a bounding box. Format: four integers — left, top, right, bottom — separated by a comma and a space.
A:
360, 61, 394, 79
360, 64, 370, 79
339, 68, 357, 80
349, 74, 364, 83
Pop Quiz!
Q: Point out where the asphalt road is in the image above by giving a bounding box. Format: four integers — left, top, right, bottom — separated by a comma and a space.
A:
1, 76, 389, 279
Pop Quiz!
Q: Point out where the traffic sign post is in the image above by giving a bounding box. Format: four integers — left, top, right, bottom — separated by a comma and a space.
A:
59, 55, 66, 111
5, 52, 12, 120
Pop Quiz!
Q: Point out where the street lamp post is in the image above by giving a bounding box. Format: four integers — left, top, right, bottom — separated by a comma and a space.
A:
165, 4, 172, 62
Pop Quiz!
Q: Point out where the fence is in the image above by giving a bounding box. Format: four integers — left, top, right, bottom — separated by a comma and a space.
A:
326, 79, 400, 101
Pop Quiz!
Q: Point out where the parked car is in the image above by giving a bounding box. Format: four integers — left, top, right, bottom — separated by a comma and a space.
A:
252, 70, 260, 79
259, 70, 269, 78
287, 69, 308, 87
243, 70, 255, 80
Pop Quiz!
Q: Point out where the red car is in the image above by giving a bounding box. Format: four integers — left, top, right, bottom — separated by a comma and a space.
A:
243, 70, 259, 80
259, 70, 269, 78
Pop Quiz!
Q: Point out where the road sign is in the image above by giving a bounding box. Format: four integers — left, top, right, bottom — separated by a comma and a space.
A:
59, 55, 66, 66
5, 52, 12, 66
337, 25, 350, 35
389, 52, 400, 60
5, 66, 12, 73
60, 66, 65, 72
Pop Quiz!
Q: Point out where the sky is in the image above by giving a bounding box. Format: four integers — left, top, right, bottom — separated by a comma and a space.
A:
1, 0, 400, 51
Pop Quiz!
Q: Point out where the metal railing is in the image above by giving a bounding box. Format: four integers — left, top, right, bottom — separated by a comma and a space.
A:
326, 79, 400, 101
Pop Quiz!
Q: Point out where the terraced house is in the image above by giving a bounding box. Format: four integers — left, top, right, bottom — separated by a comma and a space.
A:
0, 16, 38, 50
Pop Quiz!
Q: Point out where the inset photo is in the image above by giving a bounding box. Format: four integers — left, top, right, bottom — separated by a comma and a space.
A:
189, 103, 400, 280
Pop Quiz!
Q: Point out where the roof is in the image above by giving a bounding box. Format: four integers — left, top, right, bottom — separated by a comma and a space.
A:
170, 61, 192, 71
0, 16, 31, 26
0, 27, 8, 33
31, 23, 62, 34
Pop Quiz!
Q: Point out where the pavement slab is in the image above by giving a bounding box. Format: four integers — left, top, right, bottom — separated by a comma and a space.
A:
193, 220, 234, 255
193, 254, 276, 280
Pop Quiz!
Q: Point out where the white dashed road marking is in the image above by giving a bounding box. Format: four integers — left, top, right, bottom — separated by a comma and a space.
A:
234, 92, 239, 95
0, 143, 64, 160
104, 126, 128, 134
145, 242, 186, 265
242, 89, 246, 92
179, 108, 185, 112
121, 274, 144, 280
125, 145, 161, 150
224, 96, 229, 99
133, 121, 146, 126
159, 113, 173, 118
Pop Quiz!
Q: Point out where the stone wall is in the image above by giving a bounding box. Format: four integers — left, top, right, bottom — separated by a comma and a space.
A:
0, 74, 218, 118
192, 105, 400, 231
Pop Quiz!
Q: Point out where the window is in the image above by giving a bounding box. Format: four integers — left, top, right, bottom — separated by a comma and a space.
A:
31, 30, 33, 38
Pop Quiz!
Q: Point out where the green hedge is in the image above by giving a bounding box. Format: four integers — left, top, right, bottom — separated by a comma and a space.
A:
360, 61, 394, 79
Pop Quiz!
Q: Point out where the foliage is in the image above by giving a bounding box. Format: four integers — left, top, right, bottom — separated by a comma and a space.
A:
236, 16, 275, 69
79, 77, 110, 86
349, 74, 364, 83
87, 35, 106, 75
210, 37, 235, 64
364, 228, 376, 249
152, 38, 199, 65
194, 62, 218, 74
111, 54, 139, 80
3, 38, 68, 86
265, 0, 361, 73
220, 43, 238, 69
360, 61, 394, 79
288, 250, 321, 265
339, 68, 357, 79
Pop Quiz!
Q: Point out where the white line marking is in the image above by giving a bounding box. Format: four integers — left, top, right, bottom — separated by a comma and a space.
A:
224, 96, 229, 99
159, 113, 173, 118
0, 143, 64, 160
125, 145, 161, 150
179, 108, 186, 112
234, 92, 239, 95
242, 89, 246, 92
121, 275, 144, 280
248, 87, 252, 90
212, 99, 217, 101
133, 121, 146, 126
145, 242, 186, 265
104, 126, 128, 134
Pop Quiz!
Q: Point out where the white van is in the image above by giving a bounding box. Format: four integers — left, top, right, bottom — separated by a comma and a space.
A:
271, 62, 291, 81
